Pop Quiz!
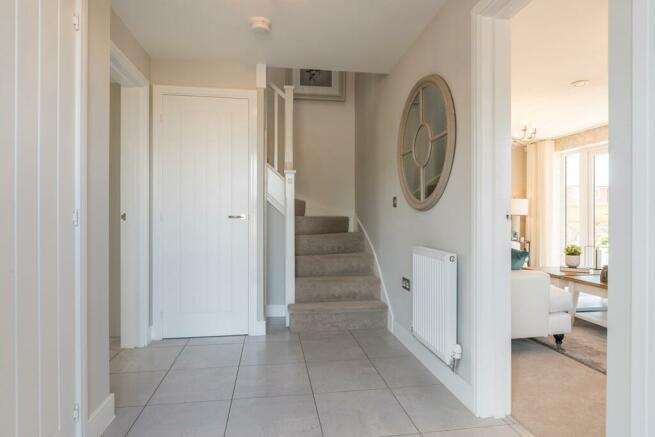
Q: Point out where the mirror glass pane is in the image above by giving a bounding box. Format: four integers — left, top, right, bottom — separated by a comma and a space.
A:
413, 124, 430, 167
423, 84, 446, 137
425, 135, 448, 197
403, 154, 420, 199
403, 93, 420, 153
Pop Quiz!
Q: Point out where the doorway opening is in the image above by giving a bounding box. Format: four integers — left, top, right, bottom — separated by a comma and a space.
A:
109, 43, 151, 351
509, 1, 608, 435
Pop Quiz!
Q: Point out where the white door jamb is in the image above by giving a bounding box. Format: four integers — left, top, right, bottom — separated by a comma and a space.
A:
110, 43, 150, 348
470, 0, 530, 418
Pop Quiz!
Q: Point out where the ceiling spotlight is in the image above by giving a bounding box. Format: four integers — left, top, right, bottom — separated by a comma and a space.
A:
570, 79, 590, 88
249, 16, 271, 33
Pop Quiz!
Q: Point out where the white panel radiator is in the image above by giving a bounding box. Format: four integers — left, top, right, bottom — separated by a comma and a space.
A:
412, 247, 461, 368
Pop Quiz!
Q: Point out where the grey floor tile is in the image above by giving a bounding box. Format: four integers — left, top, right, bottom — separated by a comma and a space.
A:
110, 371, 166, 407
299, 331, 352, 341
301, 335, 367, 363
110, 347, 181, 373
147, 338, 189, 348
315, 389, 418, 437
350, 328, 390, 339
149, 367, 238, 404
422, 425, 520, 436
128, 401, 230, 437
393, 385, 504, 433
101, 406, 141, 437
110, 348, 122, 360
308, 359, 386, 393
241, 340, 304, 365
187, 335, 245, 346
226, 394, 322, 437
172, 344, 242, 369
355, 332, 411, 358
246, 330, 299, 343
234, 362, 311, 399
372, 355, 441, 388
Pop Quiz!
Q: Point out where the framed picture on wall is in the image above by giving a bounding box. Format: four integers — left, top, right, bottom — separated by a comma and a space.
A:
292, 69, 346, 101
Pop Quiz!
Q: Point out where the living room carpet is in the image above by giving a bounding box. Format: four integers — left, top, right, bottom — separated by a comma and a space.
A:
533, 318, 607, 374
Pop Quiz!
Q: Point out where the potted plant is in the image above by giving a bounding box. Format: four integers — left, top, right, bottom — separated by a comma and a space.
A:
564, 244, 582, 268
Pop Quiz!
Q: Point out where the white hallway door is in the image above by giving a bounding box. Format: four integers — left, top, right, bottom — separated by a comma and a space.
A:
157, 94, 251, 338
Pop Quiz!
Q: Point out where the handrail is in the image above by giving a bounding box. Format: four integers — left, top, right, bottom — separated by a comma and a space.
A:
269, 83, 285, 99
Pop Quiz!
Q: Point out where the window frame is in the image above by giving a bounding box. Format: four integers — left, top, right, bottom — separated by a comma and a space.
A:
560, 143, 609, 262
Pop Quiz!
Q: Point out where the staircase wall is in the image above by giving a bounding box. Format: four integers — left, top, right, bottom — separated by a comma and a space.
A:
353, 0, 479, 384
265, 203, 286, 315
293, 71, 357, 220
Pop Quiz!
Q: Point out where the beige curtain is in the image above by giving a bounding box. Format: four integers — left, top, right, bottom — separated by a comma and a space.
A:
526, 140, 561, 267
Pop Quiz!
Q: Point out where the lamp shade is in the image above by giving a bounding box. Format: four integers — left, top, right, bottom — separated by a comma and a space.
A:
511, 198, 529, 216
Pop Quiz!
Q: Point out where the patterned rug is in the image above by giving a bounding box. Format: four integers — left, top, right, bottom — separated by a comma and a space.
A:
532, 319, 607, 374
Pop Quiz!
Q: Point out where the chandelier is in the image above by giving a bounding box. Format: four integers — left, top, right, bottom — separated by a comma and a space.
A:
512, 124, 537, 146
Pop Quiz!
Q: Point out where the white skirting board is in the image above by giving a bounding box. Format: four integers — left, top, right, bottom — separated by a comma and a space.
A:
86, 393, 115, 437
391, 321, 474, 413
265, 304, 286, 318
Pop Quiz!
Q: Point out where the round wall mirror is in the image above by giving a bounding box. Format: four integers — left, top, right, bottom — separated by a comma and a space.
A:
397, 74, 456, 210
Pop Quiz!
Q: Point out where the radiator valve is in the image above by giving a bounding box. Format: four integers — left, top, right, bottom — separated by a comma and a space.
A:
450, 344, 463, 371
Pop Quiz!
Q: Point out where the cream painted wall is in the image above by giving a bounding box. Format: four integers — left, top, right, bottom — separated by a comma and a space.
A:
110, 10, 151, 79
354, 0, 476, 382
295, 73, 356, 219
150, 60, 256, 89
109, 84, 121, 338
87, 0, 111, 415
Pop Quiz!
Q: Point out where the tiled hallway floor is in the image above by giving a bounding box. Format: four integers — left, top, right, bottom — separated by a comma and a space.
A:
105, 319, 525, 437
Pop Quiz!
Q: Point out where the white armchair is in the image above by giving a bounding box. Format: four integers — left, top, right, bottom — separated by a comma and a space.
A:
511, 269, 573, 349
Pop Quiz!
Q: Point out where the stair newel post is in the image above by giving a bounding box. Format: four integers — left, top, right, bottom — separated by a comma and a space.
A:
284, 85, 295, 326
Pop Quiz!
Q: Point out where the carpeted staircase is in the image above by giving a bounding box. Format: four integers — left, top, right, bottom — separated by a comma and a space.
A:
288, 199, 388, 333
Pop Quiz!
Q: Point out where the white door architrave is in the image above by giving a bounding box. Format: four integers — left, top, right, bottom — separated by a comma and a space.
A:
110, 42, 150, 348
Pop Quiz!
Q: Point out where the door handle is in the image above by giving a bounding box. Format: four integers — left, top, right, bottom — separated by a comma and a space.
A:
121, 212, 127, 221
228, 214, 247, 220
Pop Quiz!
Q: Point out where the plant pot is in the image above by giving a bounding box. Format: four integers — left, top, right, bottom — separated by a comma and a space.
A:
565, 255, 581, 268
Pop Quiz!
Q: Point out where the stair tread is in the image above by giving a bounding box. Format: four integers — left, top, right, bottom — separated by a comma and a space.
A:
296, 232, 361, 239
288, 300, 387, 314
295, 275, 379, 283
296, 252, 370, 259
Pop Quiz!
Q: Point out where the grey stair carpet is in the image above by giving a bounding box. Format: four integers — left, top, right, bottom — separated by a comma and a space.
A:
295, 198, 306, 217
295, 216, 349, 235
296, 232, 364, 255
295, 276, 380, 303
289, 214, 387, 333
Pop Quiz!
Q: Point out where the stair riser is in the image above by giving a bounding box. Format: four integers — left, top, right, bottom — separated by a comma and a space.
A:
296, 279, 380, 303
295, 217, 349, 235
296, 256, 372, 277
296, 234, 364, 256
295, 199, 306, 217
290, 310, 387, 333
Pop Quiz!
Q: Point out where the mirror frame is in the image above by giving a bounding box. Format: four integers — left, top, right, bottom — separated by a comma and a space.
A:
397, 74, 457, 211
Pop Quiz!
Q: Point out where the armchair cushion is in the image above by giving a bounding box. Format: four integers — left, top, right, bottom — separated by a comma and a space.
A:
550, 285, 573, 313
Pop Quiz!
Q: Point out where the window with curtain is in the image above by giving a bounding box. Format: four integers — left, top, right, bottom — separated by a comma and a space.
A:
562, 145, 609, 266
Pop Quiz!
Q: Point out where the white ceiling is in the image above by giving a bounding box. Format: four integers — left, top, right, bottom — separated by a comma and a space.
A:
511, 0, 608, 139
111, 0, 446, 74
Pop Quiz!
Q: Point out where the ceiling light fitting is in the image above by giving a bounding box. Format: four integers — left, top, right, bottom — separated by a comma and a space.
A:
512, 124, 537, 146
249, 16, 271, 33
570, 79, 590, 88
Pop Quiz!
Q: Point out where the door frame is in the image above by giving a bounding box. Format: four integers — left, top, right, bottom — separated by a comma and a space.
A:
471, 0, 655, 434
109, 43, 150, 348
470, 0, 531, 418
151, 85, 263, 338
